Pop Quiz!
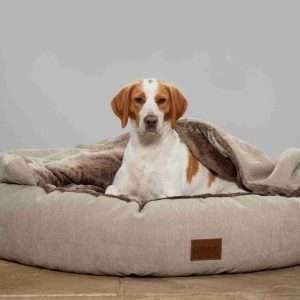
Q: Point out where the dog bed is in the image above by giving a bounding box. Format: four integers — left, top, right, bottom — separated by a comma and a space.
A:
0, 182, 300, 276
1, 119, 300, 276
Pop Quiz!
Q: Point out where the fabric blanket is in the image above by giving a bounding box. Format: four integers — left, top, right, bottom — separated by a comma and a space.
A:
1, 118, 300, 198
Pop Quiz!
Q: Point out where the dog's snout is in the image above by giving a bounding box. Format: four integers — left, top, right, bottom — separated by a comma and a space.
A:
144, 114, 158, 129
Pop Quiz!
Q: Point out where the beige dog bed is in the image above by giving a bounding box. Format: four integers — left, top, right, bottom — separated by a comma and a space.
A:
0, 182, 300, 276
1, 119, 300, 276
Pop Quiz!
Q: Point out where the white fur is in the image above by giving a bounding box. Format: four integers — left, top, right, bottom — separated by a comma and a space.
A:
105, 79, 244, 202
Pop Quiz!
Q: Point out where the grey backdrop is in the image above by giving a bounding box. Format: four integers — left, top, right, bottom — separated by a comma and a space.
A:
0, 0, 299, 159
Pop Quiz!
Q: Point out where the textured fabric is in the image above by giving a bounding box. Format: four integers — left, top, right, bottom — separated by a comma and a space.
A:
0, 183, 299, 276
1, 118, 300, 199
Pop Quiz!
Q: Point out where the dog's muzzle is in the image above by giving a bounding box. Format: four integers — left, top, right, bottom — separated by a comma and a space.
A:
143, 114, 158, 132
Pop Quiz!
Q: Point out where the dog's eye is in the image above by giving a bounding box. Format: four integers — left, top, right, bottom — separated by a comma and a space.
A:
134, 97, 144, 104
157, 97, 167, 105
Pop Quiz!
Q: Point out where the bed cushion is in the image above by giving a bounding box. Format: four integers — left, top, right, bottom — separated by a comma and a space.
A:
0, 183, 299, 276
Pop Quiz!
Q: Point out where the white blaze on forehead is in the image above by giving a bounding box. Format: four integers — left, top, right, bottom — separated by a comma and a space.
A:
141, 78, 159, 115
142, 78, 158, 100
138, 78, 166, 133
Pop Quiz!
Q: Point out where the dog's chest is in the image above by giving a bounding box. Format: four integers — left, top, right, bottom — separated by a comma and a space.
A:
122, 140, 187, 199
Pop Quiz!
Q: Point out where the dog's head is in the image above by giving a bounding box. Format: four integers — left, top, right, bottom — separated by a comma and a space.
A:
111, 79, 188, 137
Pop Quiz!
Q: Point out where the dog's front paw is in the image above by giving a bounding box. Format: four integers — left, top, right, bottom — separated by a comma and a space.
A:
105, 185, 119, 196
105, 185, 144, 206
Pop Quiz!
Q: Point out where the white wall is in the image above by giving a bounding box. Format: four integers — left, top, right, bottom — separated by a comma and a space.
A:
1, 0, 299, 158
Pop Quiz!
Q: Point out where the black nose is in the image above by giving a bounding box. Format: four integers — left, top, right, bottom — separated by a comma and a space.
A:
144, 114, 158, 129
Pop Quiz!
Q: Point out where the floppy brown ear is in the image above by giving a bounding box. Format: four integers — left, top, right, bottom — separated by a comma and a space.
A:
111, 85, 132, 128
169, 86, 188, 129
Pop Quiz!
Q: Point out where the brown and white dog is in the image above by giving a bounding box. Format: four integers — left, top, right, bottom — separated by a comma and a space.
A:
105, 79, 244, 202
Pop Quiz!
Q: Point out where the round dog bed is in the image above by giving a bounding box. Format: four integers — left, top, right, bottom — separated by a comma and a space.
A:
0, 183, 299, 276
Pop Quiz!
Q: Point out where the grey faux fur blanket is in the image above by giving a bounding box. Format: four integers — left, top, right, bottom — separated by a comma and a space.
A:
1, 118, 300, 198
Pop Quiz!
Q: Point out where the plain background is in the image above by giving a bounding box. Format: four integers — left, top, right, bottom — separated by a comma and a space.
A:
0, 0, 299, 159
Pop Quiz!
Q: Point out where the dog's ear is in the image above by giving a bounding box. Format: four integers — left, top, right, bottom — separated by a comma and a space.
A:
111, 84, 133, 128
168, 85, 188, 129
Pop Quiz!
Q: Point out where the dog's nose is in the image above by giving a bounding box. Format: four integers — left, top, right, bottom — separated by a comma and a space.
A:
144, 114, 158, 129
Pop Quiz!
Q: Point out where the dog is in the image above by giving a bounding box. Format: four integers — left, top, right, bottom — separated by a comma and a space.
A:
105, 79, 244, 202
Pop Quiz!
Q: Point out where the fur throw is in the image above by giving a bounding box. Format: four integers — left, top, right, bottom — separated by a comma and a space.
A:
1, 119, 300, 198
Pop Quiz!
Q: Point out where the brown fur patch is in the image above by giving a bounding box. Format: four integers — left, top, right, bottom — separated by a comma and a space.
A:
111, 80, 142, 128
128, 82, 145, 125
158, 80, 187, 128
186, 151, 199, 184
208, 171, 216, 188
156, 83, 171, 117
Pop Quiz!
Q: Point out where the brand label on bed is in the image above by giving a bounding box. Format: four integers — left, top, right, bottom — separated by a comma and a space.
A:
190, 238, 222, 261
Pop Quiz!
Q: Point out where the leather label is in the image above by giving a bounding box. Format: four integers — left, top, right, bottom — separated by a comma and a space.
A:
191, 238, 222, 261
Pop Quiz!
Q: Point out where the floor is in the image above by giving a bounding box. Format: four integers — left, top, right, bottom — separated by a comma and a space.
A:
0, 259, 299, 300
